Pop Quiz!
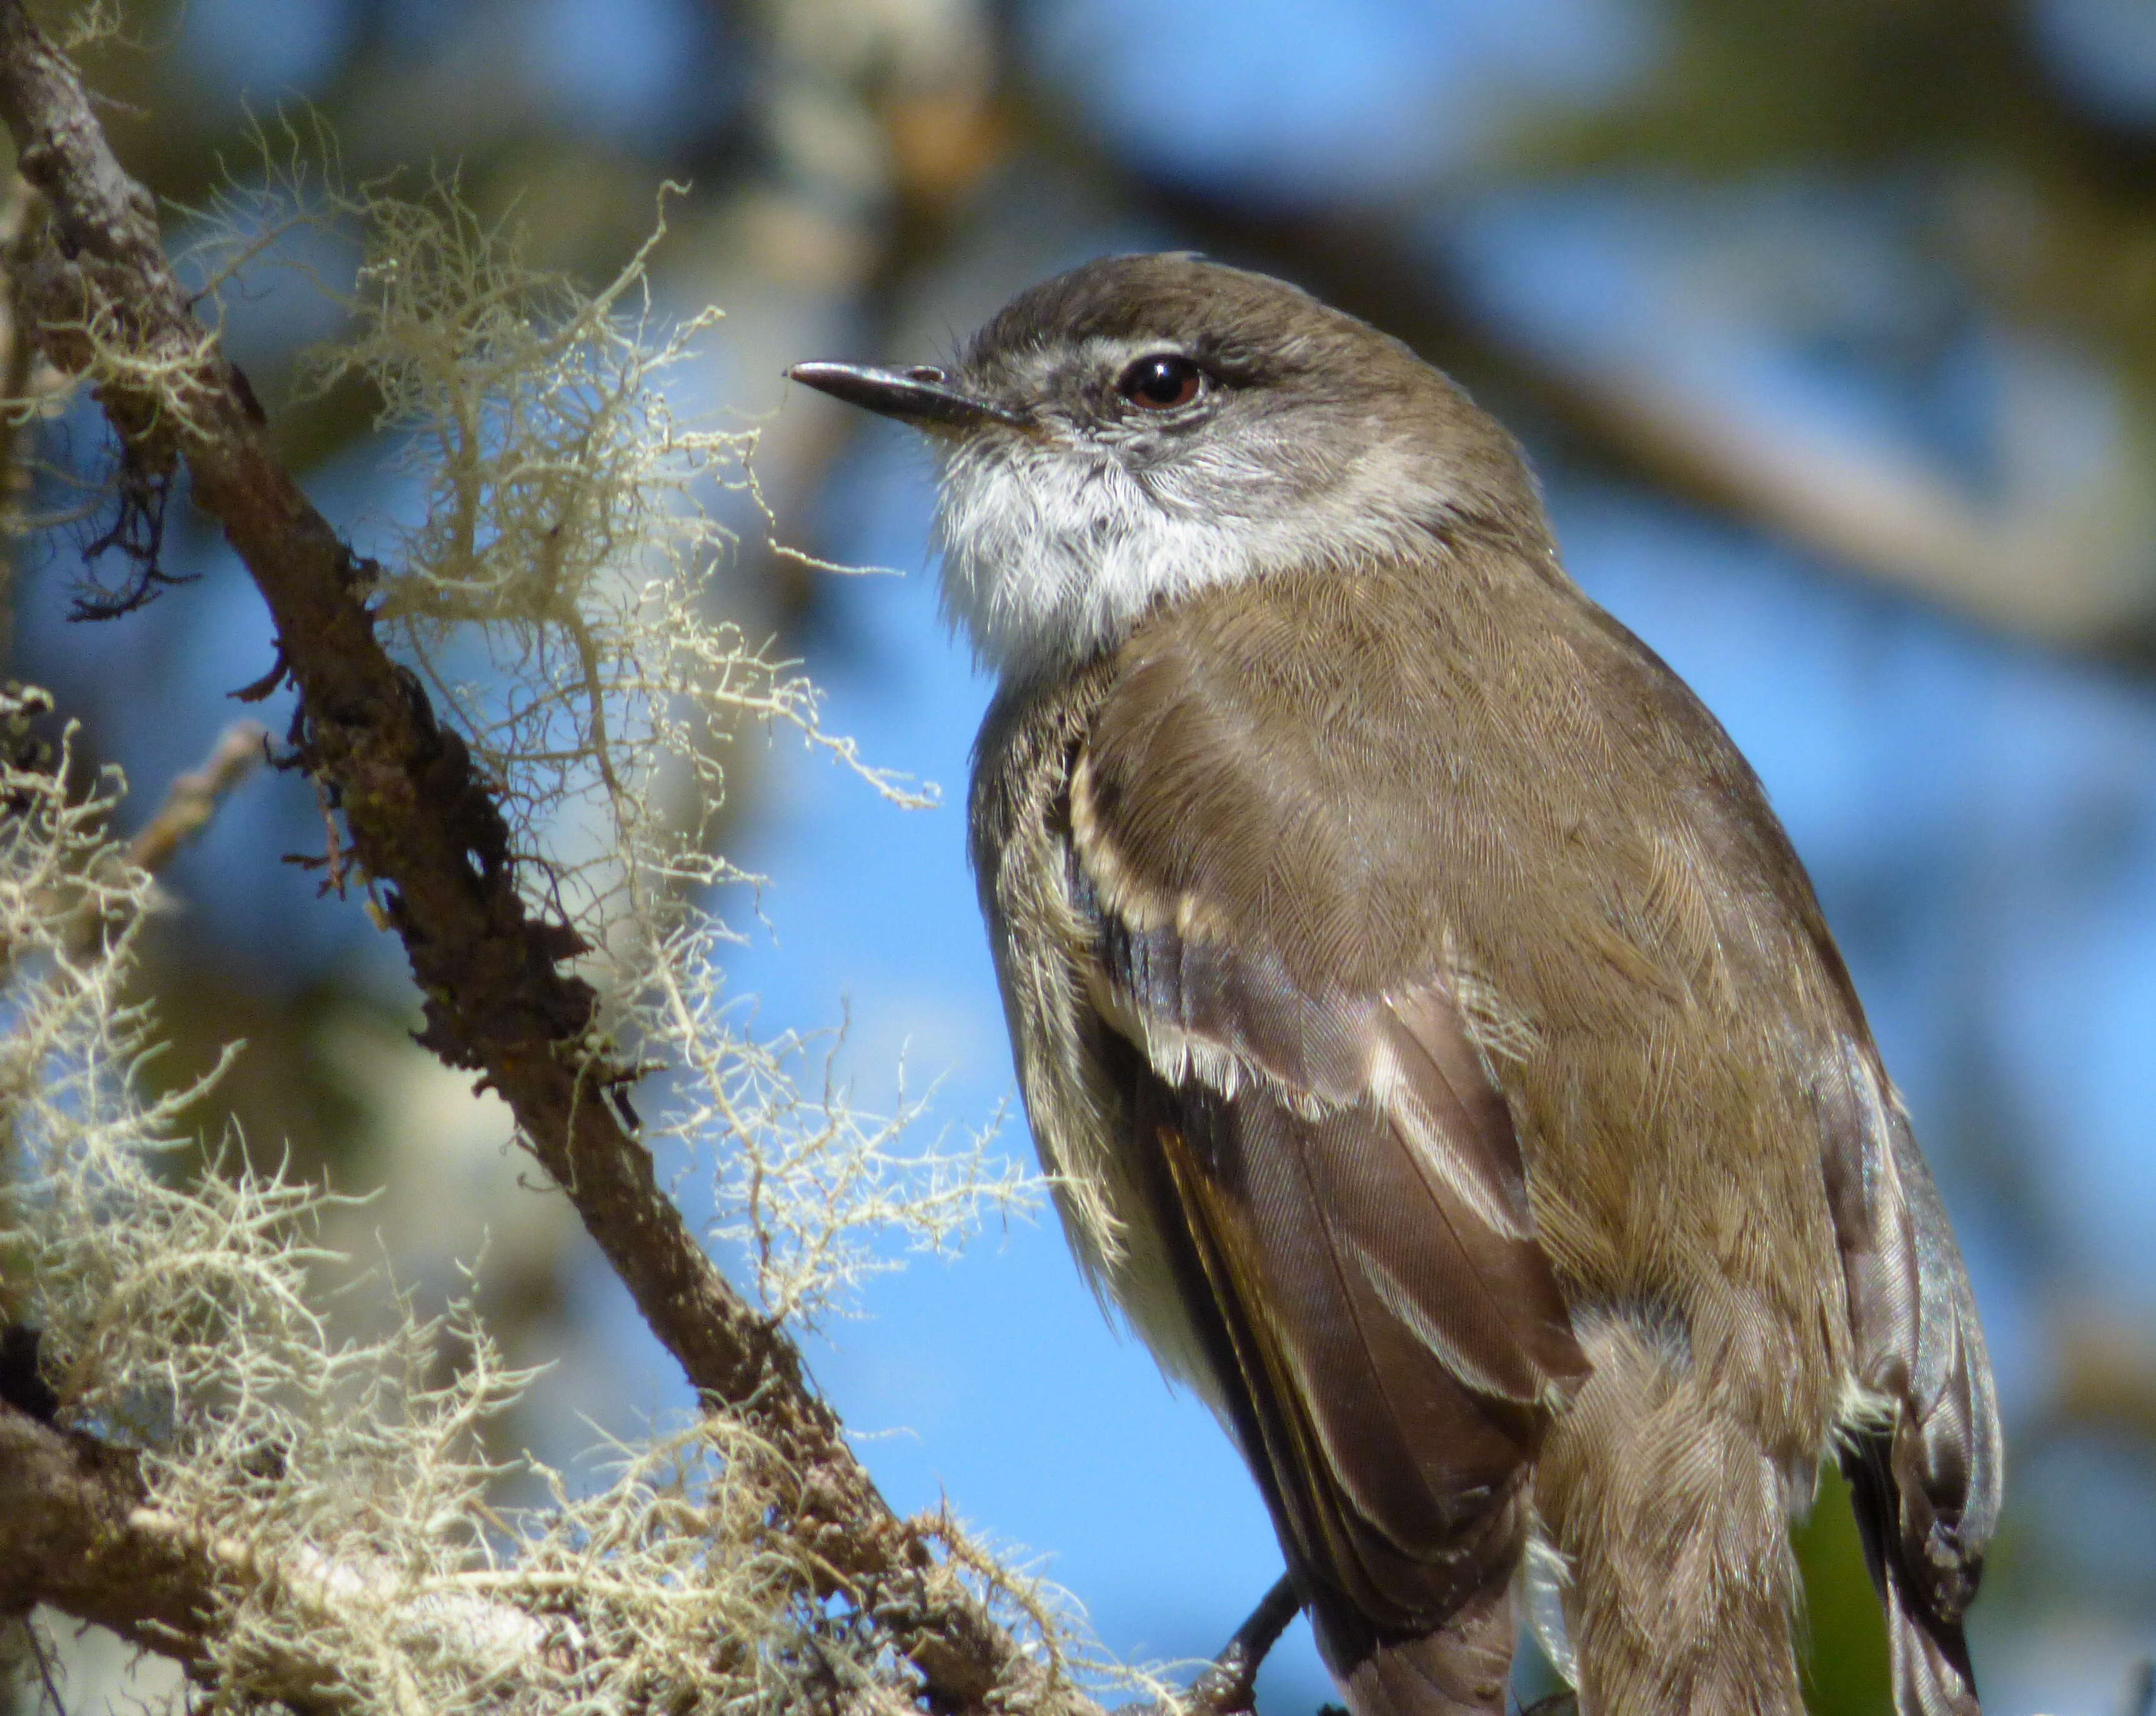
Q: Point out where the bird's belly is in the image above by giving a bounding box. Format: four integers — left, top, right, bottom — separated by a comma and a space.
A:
1512, 1033, 1855, 1469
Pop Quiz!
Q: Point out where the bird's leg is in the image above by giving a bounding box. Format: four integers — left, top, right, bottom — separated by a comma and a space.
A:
1170, 1574, 1303, 1715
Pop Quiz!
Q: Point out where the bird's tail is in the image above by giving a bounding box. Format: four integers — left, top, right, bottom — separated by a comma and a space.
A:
1883, 1592, 1980, 1716
1319, 1580, 1514, 1716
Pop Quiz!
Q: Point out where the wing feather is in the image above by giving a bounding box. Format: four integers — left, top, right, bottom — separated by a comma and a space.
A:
1070, 773, 1587, 1655
1821, 1041, 2002, 1716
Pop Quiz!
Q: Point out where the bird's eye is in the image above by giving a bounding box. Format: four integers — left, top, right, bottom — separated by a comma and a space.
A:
1117, 354, 1205, 411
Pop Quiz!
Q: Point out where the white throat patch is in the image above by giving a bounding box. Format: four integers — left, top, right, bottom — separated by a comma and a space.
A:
933, 422, 1441, 680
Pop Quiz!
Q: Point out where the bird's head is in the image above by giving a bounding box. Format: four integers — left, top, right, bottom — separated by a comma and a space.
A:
790, 253, 1546, 679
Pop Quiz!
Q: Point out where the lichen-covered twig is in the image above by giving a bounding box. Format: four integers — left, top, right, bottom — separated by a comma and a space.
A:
0, 1407, 254, 1692
0, 6, 1057, 1708
0, 1407, 388, 1716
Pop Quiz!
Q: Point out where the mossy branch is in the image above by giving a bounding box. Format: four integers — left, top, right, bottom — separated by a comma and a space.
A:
0, 1408, 397, 1716
0, 5, 1067, 1709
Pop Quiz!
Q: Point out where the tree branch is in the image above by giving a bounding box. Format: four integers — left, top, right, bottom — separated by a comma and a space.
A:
0, 7, 1054, 1708
0, 1406, 231, 1684
0, 1403, 597, 1716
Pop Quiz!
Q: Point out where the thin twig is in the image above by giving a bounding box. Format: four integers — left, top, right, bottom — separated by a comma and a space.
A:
54, 718, 266, 956
1174, 1575, 1302, 1716
123, 719, 266, 875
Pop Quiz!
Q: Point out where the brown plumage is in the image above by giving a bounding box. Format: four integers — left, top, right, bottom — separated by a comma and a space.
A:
792, 253, 2002, 1716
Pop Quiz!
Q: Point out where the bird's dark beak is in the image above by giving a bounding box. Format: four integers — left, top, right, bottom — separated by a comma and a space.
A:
786, 362, 1029, 432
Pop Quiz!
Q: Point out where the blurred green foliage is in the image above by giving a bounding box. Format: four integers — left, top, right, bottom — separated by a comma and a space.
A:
1799, 1464, 1894, 1716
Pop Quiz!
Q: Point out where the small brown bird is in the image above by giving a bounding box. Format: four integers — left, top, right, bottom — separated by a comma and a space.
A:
790, 254, 2000, 1716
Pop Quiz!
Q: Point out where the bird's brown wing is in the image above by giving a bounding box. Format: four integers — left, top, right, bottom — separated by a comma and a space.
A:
1820, 1042, 2002, 1716
1064, 732, 1589, 1703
